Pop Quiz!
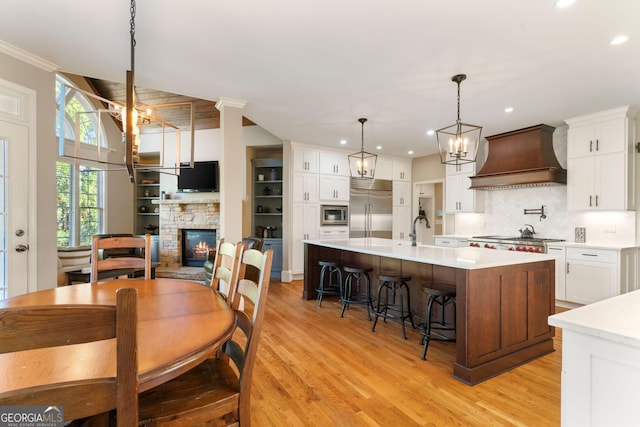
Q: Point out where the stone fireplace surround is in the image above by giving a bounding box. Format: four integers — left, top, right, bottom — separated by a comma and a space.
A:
152, 198, 220, 280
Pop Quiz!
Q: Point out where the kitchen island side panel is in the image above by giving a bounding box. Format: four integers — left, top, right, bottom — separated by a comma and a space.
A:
303, 242, 555, 385
454, 261, 555, 384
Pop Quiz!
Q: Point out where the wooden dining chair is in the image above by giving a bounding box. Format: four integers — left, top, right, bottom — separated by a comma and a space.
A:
209, 238, 241, 298
0, 287, 139, 426
91, 234, 152, 284
138, 247, 274, 427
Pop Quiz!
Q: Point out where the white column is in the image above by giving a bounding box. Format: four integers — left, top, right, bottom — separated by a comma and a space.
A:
215, 97, 247, 243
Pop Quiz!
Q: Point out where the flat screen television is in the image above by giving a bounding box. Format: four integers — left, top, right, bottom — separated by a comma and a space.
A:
177, 161, 219, 192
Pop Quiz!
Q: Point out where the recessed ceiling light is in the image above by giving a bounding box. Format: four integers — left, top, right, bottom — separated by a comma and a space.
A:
376, 145, 382, 150
505, 107, 514, 113
340, 139, 347, 145
554, 0, 576, 8
408, 150, 414, 155
610, 35, 629, 46
426, 129, 435, 136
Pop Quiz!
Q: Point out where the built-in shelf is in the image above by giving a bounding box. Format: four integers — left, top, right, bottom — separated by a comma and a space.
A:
252, 157, 283, 278
135, 171, 160, 235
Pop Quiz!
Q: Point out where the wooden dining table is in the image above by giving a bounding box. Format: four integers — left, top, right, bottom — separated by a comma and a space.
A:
0, 278, 236, 417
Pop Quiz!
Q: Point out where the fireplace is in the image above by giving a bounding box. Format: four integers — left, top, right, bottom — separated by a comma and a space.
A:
181, 229, 216, 267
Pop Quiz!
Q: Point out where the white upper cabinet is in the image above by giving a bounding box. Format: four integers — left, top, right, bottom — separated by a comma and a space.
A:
319, 175, 350, 202
566, 106, 637, 211
319, 152, 350, 176
444, 161, 484, 213
392, 160, 411, 181
293, 148, 319, 173
445, 162, 475, 175
374, 157, 393, 180
568, 117, 626, 158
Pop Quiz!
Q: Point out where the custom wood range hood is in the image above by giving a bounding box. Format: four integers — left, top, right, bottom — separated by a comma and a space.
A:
469, 124, 567, 190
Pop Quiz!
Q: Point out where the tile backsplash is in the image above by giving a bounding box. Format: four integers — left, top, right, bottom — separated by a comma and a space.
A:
454, 186, 636, 245
452, 124, 638, 245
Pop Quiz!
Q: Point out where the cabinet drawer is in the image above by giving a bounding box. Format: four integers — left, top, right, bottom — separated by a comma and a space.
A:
319, 227, 349, 239
434, 237, 464, 248
566, 247, 616, 263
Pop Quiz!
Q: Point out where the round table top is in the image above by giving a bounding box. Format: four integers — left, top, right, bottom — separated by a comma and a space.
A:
0, 279, 236, 396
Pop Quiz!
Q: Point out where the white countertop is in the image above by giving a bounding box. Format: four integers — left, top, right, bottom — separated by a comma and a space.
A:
549, 290, 640, 349
545, 241, 638, 250
304, 237, 555, 270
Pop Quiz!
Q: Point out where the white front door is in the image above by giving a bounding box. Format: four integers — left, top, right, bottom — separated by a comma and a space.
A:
0, 78, 35, 300
0, 121, 30, 298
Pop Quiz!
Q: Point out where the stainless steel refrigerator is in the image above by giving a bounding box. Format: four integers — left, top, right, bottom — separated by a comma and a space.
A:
349, 178, 393, 238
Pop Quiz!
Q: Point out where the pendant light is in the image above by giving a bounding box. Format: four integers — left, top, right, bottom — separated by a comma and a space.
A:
435, 74, 482, 166
348, 118, 377, 180
57, 0, 195, 183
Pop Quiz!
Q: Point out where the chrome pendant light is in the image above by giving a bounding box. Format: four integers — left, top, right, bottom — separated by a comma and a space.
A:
436, 74, 482, 166
348, 118, 377, 180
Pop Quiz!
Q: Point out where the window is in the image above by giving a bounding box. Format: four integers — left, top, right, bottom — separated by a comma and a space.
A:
56, 75, 106, 247
55, 75, 100, 145
56, 161, 104, 247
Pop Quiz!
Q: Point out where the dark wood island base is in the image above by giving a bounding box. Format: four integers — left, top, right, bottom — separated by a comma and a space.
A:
303, 241, 556, 385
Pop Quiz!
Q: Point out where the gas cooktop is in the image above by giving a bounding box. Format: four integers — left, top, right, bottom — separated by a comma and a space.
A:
471, 236, 565, 244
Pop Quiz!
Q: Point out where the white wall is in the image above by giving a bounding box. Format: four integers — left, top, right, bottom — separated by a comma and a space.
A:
0, 50, 57, 290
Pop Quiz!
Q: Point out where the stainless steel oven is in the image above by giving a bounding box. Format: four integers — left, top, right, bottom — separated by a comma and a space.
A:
321, 205, 349, 226
467, 236, 564, 253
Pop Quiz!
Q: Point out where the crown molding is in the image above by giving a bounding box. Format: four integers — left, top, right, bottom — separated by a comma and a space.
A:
0, 40, 58, 72
215, 97, 247, 110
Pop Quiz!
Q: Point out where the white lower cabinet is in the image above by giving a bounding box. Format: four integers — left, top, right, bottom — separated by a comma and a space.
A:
565, 247, 620, 305
546, 245, 567, 301
392, 206, 411, 240
292, 203, 319, 275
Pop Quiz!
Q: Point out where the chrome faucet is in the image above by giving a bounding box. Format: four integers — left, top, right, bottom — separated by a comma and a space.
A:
409, 205, 431, 247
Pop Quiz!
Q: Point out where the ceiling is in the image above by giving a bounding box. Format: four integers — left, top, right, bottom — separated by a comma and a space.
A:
86, 77, 256, 131
1, 0, 639, 158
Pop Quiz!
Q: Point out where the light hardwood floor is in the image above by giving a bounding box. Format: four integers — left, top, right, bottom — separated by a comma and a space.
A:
250, 280, 562, 426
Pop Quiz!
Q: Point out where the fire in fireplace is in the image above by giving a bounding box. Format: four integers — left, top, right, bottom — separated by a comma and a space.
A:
181, 229, 216, 267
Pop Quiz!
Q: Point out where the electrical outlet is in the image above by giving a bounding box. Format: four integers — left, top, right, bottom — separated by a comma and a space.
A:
575, 227, 586, 243
604, 224, 616, 233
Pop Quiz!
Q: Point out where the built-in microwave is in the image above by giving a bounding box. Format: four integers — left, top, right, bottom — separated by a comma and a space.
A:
320, 205, 348, 226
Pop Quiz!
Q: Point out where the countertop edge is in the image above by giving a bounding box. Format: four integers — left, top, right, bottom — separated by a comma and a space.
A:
548, 290, 640, 349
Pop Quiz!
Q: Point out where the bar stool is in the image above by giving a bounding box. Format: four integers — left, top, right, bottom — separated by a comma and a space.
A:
420, 285, 456, 360
372, 273, 415, 339
340, 266, 374, 320
316, 261, 342, 307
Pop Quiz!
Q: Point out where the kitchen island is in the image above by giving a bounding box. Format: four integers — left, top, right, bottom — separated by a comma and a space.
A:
304, 238, 556, 385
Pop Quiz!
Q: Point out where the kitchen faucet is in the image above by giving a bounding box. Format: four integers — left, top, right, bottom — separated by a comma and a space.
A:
409, 205, 430, 247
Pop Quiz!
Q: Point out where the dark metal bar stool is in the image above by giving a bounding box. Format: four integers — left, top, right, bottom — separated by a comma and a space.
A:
340, 266, 374, 320
420, 285, 456, 360
372, 273, 415, 339
316, 261, 342, 307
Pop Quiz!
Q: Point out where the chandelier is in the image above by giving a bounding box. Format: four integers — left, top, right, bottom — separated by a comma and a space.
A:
435, 74, 482, 166
57, 0, 195, 183
348, 118, 377, 180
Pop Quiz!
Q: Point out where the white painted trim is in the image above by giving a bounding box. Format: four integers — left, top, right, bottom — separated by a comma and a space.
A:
0, 78, 38, 295
0, 40, 58, 72
215, 97, 247, 110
